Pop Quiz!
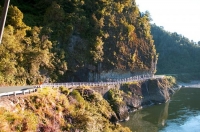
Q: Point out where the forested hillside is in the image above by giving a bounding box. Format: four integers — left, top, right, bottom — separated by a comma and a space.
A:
0, 0, 157, 85
151, 24, 200, 74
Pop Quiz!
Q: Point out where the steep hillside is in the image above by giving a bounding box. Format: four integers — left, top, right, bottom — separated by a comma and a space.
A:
0, 0, 157, 85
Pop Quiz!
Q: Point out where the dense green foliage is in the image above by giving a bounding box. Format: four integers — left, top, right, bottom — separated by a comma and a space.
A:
0, 6, 53, 85
0, 0, 156, 85
151, 24, 200, 74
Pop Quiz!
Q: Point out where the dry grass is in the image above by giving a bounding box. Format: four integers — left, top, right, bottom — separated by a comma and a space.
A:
0, 86, 131, 132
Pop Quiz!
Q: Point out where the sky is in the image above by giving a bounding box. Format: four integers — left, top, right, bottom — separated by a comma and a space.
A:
136, 0, 200, 42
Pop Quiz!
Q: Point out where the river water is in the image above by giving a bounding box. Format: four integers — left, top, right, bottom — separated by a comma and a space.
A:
121, 88, 200, 132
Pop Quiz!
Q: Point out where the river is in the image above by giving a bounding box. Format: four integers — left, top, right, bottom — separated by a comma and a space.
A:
121, 88, 200, 132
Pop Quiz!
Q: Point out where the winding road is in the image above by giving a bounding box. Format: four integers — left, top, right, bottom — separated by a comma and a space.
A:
0, 75, 165, 97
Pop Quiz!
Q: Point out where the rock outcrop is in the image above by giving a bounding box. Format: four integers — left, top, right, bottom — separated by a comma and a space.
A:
106, 77, 176, 121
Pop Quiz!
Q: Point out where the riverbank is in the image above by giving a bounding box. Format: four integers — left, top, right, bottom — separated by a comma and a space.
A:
105, 76, 177, 122
121, 88, 200, 132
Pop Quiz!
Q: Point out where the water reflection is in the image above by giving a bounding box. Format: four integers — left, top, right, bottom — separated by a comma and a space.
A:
121, 101, 170, 132
121, 88, 200, 132
158, 101, 169, 127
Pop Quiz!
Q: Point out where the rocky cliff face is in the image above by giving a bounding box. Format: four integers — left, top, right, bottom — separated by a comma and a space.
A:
89, 70, 153, 82
106, 77, 176, 121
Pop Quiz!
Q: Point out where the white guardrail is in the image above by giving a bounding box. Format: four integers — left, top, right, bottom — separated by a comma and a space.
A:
41, 75, 151, 88
0, 75, 161, 98
0, 88, 37, 98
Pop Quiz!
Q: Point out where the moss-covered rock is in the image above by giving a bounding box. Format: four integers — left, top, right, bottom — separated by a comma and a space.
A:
107, 88, 129, 121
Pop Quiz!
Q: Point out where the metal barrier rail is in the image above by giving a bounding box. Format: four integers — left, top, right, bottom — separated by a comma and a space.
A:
0, 88, 37, 97
41, 75, 153, 88
0, 74, 160, 97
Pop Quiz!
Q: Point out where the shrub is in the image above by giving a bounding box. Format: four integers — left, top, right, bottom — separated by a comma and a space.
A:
0, 109, 38, 131
165, 76, 176, 87
59, 86, 70, 95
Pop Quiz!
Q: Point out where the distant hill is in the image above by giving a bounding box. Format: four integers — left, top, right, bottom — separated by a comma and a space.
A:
151, 24, 200, 74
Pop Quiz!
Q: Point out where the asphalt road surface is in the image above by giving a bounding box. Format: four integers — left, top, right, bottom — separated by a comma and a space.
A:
0, 85, 35, 93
